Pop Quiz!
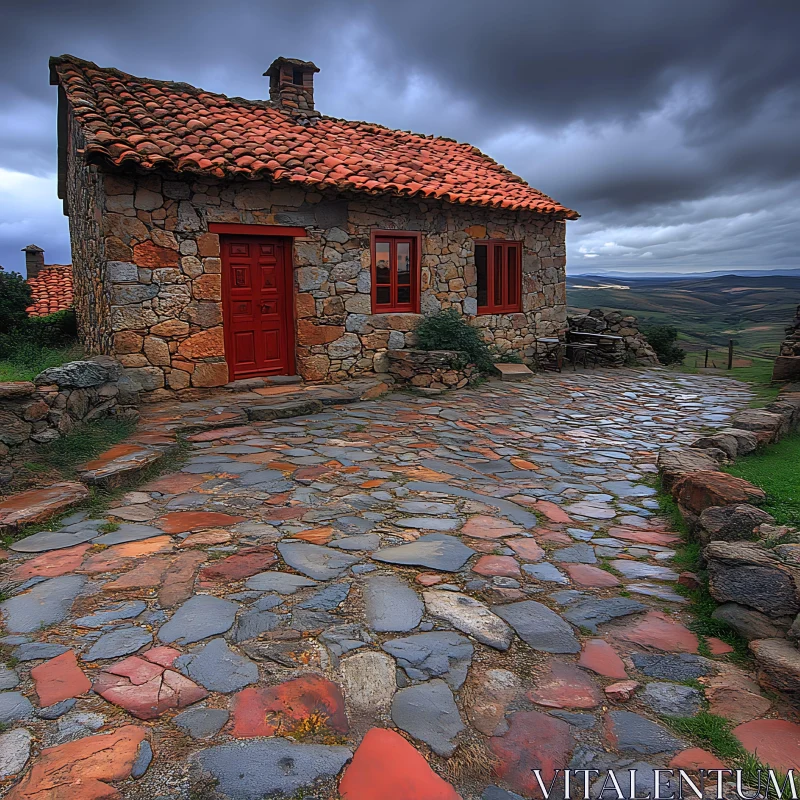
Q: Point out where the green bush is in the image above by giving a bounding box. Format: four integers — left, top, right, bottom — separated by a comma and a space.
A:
24, 309, 78, 347
645, 325, 686, 365
415, 309, 495, 372
0, 271, 33, 334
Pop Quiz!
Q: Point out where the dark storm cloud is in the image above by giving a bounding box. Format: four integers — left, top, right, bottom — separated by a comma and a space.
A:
1, 0, 799, 273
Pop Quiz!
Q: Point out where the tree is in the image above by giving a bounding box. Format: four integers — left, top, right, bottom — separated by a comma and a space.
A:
0, 270, 32, 334
645, 325, 686, 365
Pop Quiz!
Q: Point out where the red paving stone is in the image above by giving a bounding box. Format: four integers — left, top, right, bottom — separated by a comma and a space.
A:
707, 637, 734, 655
565, 563, 620, 587
141, 472, 206, 494
536, 529, 573, 545
30, 650, 92, 707
416, 572, 445, 586
292, 527, 334, 544
12, 544, 91, 581
489, 711, 574, 796
472, 555, 521, 578
93, 653, 207, 720
604, 680, 639, 702
506, 537, 546, 562
0, 481, 89, 531
733, 719, 800, 772
179, 529, 232, 548
159, 551, 206, 607
534, 501, 574, 524
527, 660, 602, 709
669, 748, 726, 771
156, 511, 248, 534
198, 545, 276, 583
102, 556, 170, 592
607, 527, 680, 546
186, 425, 255, 442
614, 611, 699, 654
339, 727, 461, 800
80, 536, 173, 573
578, 640, 628, 679
460, 515, 522, 540
6, 725, 147, 800
230, 674, 348, 738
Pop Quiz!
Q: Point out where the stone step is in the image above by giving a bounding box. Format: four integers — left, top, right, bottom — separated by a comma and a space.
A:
77, 443, 175, 490
494, 363, 535, 381
224, 375, 304, 391
0, 481, 89, 532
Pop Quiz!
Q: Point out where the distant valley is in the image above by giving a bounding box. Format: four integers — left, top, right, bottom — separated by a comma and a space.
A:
567, 272, 800, 367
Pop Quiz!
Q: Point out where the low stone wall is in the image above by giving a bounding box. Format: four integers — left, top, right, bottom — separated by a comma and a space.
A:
772, 305, 800, 382
386, 349, 476, 394
0, 357, 138, 484
658, 387, 800, 703
568, 308, 660, 366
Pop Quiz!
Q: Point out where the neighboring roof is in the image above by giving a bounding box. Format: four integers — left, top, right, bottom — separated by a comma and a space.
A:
26, 265, 74, 317
49, 55, 578, 219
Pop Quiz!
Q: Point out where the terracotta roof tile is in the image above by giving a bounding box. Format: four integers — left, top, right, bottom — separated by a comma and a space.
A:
26, 265, 74, 317
50, 55, 578, 219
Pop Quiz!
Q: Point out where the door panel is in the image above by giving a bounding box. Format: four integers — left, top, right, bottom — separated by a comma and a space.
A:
221, 235, 295, 379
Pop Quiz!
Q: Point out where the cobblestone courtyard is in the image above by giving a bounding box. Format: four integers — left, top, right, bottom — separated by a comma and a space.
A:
2, 368, 798, 799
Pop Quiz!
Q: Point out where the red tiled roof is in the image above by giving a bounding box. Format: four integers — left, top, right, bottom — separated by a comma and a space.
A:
26, 265, 74, 317
50, 55, 578, 219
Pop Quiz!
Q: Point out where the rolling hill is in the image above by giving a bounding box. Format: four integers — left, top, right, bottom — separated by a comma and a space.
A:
567, 273, 800, 365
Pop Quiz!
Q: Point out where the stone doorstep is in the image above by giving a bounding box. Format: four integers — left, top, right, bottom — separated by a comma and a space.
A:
494, 363, 535, 381
77, 443, 177, 490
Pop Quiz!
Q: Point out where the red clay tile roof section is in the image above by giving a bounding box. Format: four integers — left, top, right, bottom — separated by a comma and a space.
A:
26, 265, 74, 317
49, 55, 578, 219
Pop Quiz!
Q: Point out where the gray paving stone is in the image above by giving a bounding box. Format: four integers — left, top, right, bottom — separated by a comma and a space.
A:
397, 501, 457, 515
610, 560, 679, 581
395, 517, 461, 531
72, 600, 147, 628
549, 711, 597, 729
0, 728, 31, 778
229, 609, 281, 642
493, 600, 580, 653
83, 626, 152, 661
522, 563, 569, 584
372, 533, 475, 572
0, 665, 19, 690
193, 740, 352, 800
131, 740, 152, 778
328, 534, 380, 551
91, 524, 165, 546
13, 642, 69, 662
553, 543, 597, 564
297, 582, 351, 611
158, 595, 239, 645
606, 711, 683, 754
631, 653, 713, 681
175, 638, 258, 693
640, 682, 703, 717
382, 631, 473, 689
561, 597, 647, 633
424, 590, 513, 650
1, 575, 86, 633
319, 624, 373, 661
332, 516, 375, 534
35, 699, 76, 720
364, 574, 423, 632
174, 707, 230, 739
0, 693, 33, 724
391, 679, 465, 756
245, 571, 317, 594
9, 525, 100, 553
277, 541, 360, 580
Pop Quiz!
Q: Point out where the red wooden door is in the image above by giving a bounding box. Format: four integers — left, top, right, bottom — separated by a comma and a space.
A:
220, 236, 295, 379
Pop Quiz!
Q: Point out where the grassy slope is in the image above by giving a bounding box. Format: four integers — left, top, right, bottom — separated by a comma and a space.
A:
0, 343, 84, 381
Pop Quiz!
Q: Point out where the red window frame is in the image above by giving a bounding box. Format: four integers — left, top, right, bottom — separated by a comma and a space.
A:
475, 240, 522, 314
370, 230, 421, 313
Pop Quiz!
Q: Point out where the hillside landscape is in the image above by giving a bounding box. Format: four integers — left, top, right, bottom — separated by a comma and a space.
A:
567, 272, 800, 368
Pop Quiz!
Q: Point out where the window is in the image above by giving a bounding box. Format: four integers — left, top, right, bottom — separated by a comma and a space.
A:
371, 232, 420, 313
475, 240, 522, 313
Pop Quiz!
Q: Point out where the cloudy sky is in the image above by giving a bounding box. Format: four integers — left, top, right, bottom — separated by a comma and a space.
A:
2, 0, 799, 276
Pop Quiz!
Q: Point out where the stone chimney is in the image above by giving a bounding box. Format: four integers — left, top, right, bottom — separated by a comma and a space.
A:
264, 57, 320, 118
22, 244, 45, 280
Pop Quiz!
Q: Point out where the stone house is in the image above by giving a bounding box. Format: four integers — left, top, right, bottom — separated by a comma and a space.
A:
22, 245, 74, 317
50, 54, 577, 397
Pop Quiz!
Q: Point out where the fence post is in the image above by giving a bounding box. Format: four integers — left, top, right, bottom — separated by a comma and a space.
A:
728, 340, 734, 370
704, 349, 709, 368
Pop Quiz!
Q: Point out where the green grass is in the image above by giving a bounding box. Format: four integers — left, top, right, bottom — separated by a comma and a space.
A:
724, 435, 800, 526
0, 342, 83, 382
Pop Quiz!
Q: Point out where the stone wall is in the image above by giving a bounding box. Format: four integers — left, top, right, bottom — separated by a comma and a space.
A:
66, 159, 567, 399
386, 349, 476, 394
0, 358, 138, 485
658, 388, 800, 703
568, 308, 660, 366
772, 305, 800, 382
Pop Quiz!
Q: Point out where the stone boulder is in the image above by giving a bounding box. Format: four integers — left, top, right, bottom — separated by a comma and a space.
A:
729, 409, 785, 443
711, 603, 791, 641
672, 471, 765, 518
718, 428, 760, 455
690, 433, 739, 460
705, 541, 800, 619
34, 359, 119, 389
749, 638, 800, 704
696, 504, 775, 547
657, 448, 720, 492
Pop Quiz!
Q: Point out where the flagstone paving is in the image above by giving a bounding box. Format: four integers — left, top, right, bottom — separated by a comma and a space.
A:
2, 368, 800, 798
